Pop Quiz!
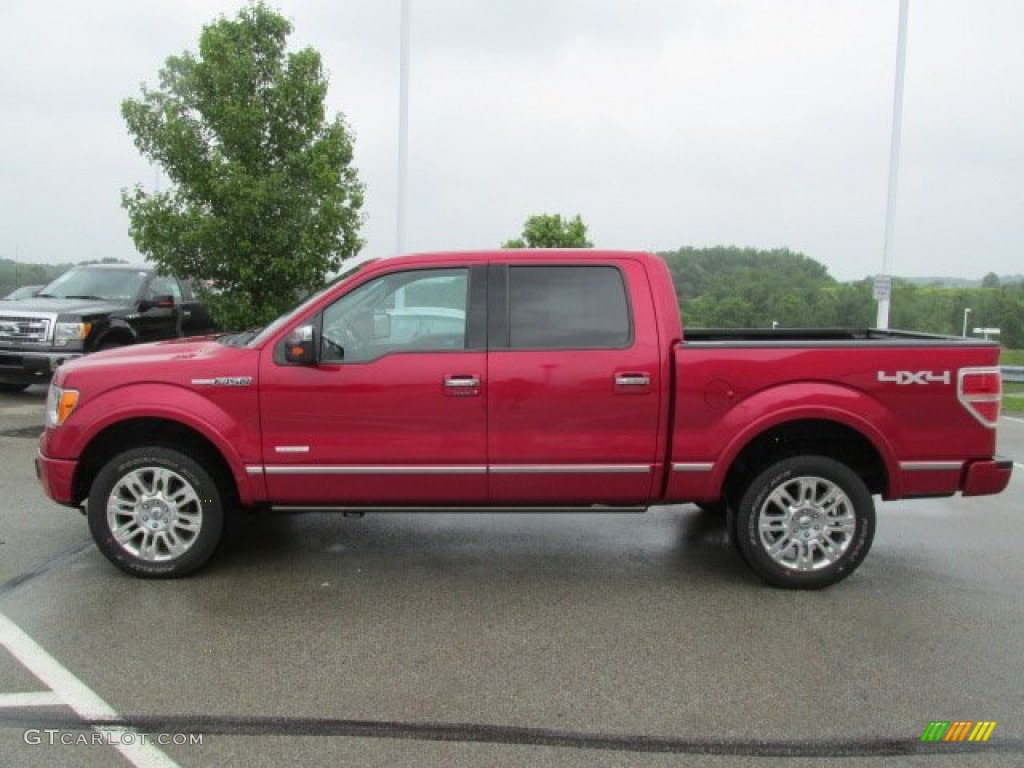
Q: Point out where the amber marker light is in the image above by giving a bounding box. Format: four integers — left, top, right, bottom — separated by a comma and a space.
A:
45, 386, 80, 427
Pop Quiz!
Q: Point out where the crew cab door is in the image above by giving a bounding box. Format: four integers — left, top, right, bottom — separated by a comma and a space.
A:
258, 265, 488, 505
486, 261, 662, 505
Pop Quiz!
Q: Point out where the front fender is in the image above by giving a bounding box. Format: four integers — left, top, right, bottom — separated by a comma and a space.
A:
44, 382, 264, 505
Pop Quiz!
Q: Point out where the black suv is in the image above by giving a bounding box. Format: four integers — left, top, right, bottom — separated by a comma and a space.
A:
0, 265, 217, 392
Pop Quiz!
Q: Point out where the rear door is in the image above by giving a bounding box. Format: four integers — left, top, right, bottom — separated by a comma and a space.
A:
486, 260, 662, 505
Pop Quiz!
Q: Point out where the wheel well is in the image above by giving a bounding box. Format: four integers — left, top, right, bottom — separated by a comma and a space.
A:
93, 328, 134, 349
722, 419, 887, 502
73, 418, 238, 508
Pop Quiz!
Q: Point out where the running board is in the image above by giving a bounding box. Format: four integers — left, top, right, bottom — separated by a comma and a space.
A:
267, 505, 649, 514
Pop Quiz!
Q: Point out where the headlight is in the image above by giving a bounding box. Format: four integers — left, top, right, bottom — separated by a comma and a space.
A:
45, 385, 79, 428
53, 321, 91, 347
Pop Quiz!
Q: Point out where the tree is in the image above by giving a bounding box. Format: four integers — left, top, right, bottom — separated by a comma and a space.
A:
502, 213, 593, 249
121, 2, 364, 330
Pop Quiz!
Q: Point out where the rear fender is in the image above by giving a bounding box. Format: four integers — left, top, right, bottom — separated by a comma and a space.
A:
710, 383, 901, 498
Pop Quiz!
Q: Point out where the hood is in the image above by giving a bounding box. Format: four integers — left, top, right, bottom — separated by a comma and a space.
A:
54, 336, 256, 392
0, 296, 128, 316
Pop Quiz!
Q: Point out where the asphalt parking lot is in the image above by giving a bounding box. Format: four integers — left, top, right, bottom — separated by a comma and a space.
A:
1, 385, 1022, 767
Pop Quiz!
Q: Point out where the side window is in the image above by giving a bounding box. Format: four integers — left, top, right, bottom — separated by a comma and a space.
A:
147, 276, 183, 303
508, 266, 631, 349
320, 268, 468, 363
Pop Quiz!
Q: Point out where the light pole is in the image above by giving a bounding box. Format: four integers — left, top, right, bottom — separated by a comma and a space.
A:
876, 0, 910, 330
962, 308, 971, 337
397, 0, 410, 255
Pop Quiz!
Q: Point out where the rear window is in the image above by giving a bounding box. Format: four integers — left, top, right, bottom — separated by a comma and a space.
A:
508, 265, 631, 349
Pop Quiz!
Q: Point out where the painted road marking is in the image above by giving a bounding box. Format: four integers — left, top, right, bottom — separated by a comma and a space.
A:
0, 612, 180, 768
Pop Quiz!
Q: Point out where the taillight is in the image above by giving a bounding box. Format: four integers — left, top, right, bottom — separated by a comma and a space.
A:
958, 368, 1002, 428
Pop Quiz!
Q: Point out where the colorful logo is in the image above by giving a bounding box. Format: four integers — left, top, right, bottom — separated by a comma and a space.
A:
920, 721, 997, 743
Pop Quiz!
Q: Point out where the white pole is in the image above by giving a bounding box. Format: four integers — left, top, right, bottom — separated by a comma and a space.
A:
962, 307, 971, 337
397, 0, 410, 255
877, 0, 909, 330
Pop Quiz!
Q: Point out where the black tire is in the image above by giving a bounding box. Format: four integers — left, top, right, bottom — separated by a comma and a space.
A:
696, 501, 727, 516
0, 382, 30, 393
87, 446, 223, 578
734, 456, 874, 589
95, 339, 128, 352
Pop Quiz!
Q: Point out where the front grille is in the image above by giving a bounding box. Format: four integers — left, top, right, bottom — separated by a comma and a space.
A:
0, 316, 51, 344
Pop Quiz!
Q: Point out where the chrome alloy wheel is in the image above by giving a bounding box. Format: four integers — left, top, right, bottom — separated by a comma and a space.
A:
106, 466, 203, 561
756, 476, 857, 572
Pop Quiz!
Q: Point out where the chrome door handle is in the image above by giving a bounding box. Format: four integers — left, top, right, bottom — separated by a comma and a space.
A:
615, 374, 650, 387
445, 376, 480, 388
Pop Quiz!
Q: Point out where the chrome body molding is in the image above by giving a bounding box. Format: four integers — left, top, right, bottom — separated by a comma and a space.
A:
899, 461, 964, 471
489, 464, 651, 474
262, 465, 488, 475
245, 464, 651, 476
671, 462, 715, 473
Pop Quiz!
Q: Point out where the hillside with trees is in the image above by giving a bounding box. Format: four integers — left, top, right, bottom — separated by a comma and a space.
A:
659, 247, 1023, 348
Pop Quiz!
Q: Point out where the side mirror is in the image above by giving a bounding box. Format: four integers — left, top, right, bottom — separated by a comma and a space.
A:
140, 294, 176, 311
284, 324, 317, 365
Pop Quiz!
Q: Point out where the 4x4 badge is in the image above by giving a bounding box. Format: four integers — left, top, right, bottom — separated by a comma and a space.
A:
877, 370, 951, 385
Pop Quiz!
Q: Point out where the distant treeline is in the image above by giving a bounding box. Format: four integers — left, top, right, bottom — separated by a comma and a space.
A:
4, 250, 1021, 348
658, 247, 1024, 348
0, 258, 129, 298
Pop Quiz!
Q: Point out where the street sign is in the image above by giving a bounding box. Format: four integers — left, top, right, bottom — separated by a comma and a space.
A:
873, 275, 892, 302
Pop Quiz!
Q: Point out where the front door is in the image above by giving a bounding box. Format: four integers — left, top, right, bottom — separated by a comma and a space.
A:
259, 265, 488, 506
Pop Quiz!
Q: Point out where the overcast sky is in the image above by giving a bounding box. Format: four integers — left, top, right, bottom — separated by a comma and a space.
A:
1, 0, 1020, 282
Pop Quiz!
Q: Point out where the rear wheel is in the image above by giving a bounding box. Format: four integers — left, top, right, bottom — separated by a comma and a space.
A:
734, 456, 874, 589
87, 446, 223, 578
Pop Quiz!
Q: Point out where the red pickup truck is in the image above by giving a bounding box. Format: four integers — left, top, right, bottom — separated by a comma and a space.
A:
36, 250, 1012, 588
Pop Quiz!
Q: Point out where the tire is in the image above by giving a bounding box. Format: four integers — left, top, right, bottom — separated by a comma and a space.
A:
0, 382, 30, 393
696, 501, 727, 516
87, 446, 223, 578
95, 339, 128, 352
734, 456, 875, 589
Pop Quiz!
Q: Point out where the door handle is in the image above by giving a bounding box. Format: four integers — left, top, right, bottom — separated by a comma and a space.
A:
615, 374, 650, 387
444, 375, 481, 397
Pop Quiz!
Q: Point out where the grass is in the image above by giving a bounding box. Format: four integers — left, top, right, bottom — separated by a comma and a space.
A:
1001, 348, 1024, 366
1005, 381, 1024, 415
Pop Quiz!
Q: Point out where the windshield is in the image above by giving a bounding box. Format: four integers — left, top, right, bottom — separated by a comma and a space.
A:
240, 259, 375, 347
38, 267, 148, 301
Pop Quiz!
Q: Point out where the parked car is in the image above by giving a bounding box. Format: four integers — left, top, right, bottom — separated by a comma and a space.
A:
3, 285, 43, 300
37, 250, 1011, 586
0, 264, 216, 392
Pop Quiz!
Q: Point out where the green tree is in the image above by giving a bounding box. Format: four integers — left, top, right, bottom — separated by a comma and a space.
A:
121, 2, 364, 330
502, 213, 593, 249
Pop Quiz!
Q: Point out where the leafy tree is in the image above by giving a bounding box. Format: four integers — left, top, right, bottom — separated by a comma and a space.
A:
502, 213, 593, 249
121, 2, 364, 330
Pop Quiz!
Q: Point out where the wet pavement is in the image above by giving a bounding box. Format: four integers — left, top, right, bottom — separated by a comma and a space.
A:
1, 386, 1022, 767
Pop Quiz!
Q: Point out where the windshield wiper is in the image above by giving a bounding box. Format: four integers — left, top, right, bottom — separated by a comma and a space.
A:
218, 327, 264, 347
63, 295, 107, 300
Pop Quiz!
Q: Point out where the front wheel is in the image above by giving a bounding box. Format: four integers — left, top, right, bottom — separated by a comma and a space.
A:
734, 456, 875, 589
87, 447, 223, 578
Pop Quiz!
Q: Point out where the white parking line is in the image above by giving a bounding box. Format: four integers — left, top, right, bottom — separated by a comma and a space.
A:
0, 612, 179, 768
0, 691, 63, 707
1004, 416, 1024, 425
